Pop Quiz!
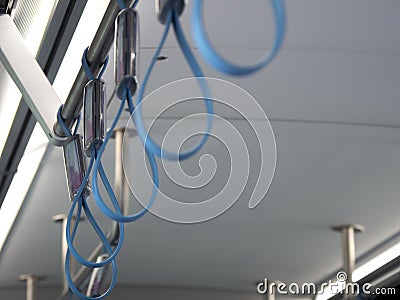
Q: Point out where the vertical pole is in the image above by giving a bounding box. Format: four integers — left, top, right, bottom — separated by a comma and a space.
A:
342, 227, 355, 283
266, 284, 275, 300
333, 224, 364, 300
112, 127, 135, 216
26, 276, 35, 300
266, 280, 280, 300
53, 214, 81, 291
113, 128, 130, 215
19, 274, 45, 300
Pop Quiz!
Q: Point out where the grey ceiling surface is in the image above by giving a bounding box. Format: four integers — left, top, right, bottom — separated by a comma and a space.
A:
1, 0, 400, 295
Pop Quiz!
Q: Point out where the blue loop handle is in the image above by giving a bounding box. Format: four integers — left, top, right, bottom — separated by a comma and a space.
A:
64, 154, 121, 299
66, 197, 124, 268
65, 151, 125, 268
92, 90, 159, 223
66, 249, 118, 300
65, 198, 118, 300
132, 9, 214, 161
191, 0, 286, 76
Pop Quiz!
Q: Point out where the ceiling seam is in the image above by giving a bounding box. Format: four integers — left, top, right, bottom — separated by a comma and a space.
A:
111, 116, 400, 130
138, 46, 400, 56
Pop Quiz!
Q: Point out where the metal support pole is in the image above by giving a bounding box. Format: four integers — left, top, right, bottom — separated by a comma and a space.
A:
266, 283, 276, 300
267, 280, 281, 300
266, 290, 275, 300
112, 128, 132, 216
19, 274, 45, 300
332, 224, 364, 299
107, 127, 135, 244
52, 214, 83, 291
257, 279, 280, 300
53, 0, 137, 138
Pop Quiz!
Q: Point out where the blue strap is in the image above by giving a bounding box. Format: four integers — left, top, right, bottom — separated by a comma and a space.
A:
65, 249, 118, 300
65, 197, 118, 300
65, 145, 123, 299
82, 47, 109, 81
92, 90, 159, 222
64, 155, 119, 299
117, 0, 126, 9
191, 0, 286, 76
132, 9, 214, 161
57, 104, 82, 137
57, 105, 73, 137
65, 152, 124, 268
65, 197, 124, 268
117, 0, 140, 9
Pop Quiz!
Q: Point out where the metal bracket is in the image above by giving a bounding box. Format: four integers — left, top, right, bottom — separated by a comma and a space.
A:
0, 14, 66, 145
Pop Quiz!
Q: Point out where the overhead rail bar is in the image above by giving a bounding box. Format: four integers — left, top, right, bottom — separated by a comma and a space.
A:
53, 0, 137, 139
0, 0, 88, 206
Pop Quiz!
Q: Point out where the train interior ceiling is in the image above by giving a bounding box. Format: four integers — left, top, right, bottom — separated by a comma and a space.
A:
0, 0, 400, 299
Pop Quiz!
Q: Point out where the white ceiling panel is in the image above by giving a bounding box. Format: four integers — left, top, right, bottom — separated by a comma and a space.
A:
1, 0, 400, 297
2, 121, 400, 291
138, 0, 400, 52
103, 47, 400, 128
